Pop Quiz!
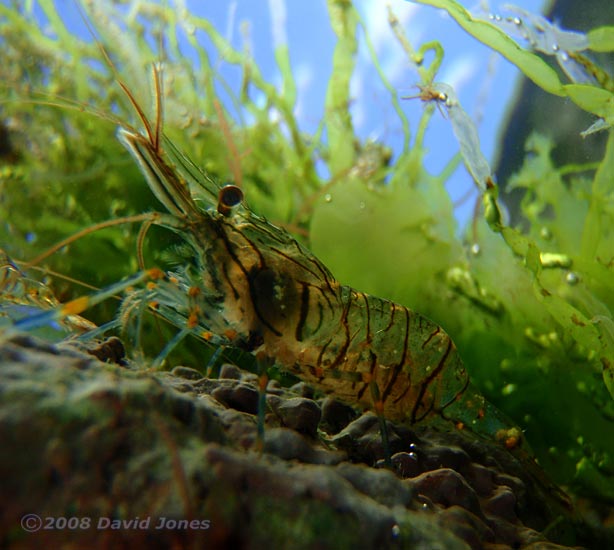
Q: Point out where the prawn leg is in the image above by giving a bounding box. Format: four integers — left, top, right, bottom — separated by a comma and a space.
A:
256, 362, 270, 451
370, 379, 393, 468
12, 269, 163, 333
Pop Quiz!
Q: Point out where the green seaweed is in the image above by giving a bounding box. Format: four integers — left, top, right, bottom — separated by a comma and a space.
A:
588, 26, 614, 52
410, 0, 614, 129
408, 0, 566, 95
1, 0, 614, 504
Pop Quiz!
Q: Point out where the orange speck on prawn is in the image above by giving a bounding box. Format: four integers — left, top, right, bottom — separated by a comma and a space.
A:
187, 308, 201, 328
147, 267, 165, 280
61, 296, 90, 316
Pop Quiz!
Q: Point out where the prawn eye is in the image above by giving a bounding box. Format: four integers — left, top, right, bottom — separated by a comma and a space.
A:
217, 184, 244, 216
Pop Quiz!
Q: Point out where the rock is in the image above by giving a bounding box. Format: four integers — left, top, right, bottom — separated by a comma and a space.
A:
72, 335, 126, 364
239, 371, 259, 386
420, 443, 472, 474
484, 485, 518, 523
218, 407, 259, 450
438, 505, 495, 550
495, 473, 526, 499
211, 381, 259, 414
334, 462, 413, 508
266, 378, 284, 395
289, 381, 314, 398
269, 396, 321, 437
263, 427, 344, 465
218, 363, 242, 379
319, 397, 357, 434
0, 334, 596, 549
407, 468, 483, 518
171, 365, 204, 380
197, 444, 467, 550
465, 463, 497, 497
390, 451, 422, 479
331, 412, 417, 464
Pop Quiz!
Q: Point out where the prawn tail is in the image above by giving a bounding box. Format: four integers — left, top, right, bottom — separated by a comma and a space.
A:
440, 382, 523, 448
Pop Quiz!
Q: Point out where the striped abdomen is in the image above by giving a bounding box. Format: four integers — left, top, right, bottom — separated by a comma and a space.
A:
199, 215, 470, 425
260, 286, 470, 424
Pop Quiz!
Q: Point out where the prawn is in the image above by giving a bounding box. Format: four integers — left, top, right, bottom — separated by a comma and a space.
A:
13, 65, 522, 452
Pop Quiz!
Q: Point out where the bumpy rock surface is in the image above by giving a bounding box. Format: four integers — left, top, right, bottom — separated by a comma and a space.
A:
0, 334, 598, 549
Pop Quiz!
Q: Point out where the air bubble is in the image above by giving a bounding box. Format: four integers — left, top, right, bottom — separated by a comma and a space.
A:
539, 227, 552, 240
500, 358, 512, 371
470, 243, 481, 256
359, 201, 366, 210
566, 271, 579, 285
324, 193, 332, 203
